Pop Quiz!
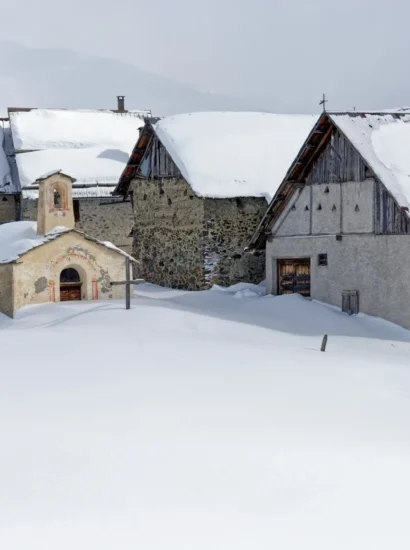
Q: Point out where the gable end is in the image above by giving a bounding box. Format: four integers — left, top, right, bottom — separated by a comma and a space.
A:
139, 133, 182, 180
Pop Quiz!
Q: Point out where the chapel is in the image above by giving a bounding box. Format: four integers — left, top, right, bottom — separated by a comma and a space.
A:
0, 170, 135, 317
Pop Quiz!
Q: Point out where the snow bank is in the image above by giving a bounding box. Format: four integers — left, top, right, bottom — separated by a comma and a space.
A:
9, 109, 144, 195
0, 221, 69, 263
155, 112, 317, 200
1, 286, 410, 549
331, 113, 410, 210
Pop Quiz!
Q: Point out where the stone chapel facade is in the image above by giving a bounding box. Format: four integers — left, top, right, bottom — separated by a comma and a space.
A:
0, 171, 135, 317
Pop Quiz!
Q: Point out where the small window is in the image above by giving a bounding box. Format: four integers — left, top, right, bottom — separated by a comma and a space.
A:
73, 199, 80, 222
318, 253, 328, 266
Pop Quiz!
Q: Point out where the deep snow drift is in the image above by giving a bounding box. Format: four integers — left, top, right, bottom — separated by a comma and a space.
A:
1, 283, 410, 550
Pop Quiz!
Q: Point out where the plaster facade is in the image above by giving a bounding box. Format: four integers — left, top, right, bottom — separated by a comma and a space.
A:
266, 178, 410, 329
267, 233, 410, 329
0, 172, 131, 318
3, 231, 126, 317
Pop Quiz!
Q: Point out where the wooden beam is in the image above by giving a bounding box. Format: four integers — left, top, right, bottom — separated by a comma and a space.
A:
297, 124, 333, 183
110, 279, 145, 285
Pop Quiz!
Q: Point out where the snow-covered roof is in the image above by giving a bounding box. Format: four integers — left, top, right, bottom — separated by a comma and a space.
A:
330, 112, 410, 210
9, 109, 145, 198
0, 126, 13, 191
0, 221, 137, 264
0, 221, 70, 263
154, 112, 317, 200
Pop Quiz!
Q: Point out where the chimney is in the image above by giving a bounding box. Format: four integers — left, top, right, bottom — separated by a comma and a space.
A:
117, 95, 125, 112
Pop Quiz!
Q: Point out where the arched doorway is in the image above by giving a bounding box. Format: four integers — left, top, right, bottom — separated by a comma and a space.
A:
60, 268, 82, 301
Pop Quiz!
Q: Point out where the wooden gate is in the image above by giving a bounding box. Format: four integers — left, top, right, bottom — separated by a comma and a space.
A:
277, 259, 311, 297
60, 267, 82, 302
60, 283, 82, 301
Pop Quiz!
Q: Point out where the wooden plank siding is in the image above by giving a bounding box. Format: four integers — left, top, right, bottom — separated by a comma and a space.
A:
140, 135, 182, 179
374, 180, 410, 234
305, 129, 366, 185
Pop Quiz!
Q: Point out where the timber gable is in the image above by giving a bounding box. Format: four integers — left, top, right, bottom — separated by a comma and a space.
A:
250, 112, 410, 248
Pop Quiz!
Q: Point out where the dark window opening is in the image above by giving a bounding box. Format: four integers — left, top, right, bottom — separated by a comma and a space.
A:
73, 199, 80, 222
318, 253, 328, 267
60, 268, 81, 283
54, 189, 62, 208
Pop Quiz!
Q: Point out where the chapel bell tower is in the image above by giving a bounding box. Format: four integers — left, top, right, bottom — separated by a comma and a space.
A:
36, 171, 76, 235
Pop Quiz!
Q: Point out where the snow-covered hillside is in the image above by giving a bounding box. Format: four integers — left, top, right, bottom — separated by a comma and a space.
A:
1, 283, 410, 549
0, 40, 252, 116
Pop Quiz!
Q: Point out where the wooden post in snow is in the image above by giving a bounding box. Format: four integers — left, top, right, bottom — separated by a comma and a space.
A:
125, 256, 131, 309
321, 334, 328, 352
110, 256, 145, 310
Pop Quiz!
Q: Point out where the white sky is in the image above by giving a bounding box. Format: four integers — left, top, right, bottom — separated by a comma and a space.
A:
2, 0, 410, 112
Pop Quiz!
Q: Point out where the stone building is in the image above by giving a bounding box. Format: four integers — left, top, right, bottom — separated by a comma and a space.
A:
0, 99, 151, 255
114, 112, 316, 290
249, 110, 410, 329
0, 170, 136, 318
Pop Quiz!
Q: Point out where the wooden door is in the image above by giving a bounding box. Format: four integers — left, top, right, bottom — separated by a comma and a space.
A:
278, 259, 311, 297
60, 283, 82, 301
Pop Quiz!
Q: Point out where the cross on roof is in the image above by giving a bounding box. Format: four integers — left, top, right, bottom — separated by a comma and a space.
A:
319, 93, 328, 112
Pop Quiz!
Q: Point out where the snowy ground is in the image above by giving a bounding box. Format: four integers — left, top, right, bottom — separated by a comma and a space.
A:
1, 283, 410, 549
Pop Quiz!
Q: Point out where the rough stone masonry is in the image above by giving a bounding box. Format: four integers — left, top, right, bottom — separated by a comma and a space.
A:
131, 177, 266, 290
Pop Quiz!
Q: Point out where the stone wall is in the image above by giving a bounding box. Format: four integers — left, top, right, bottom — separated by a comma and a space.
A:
131, 176, 267, 290
131, 177, 206, 290
22, 197, 134, 254
203, 197, 267, 287
0, 195, 18, 224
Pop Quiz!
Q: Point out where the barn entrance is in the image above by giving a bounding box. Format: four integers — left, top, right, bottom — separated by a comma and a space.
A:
60, 268, 82, 301
277, 259, 311, 297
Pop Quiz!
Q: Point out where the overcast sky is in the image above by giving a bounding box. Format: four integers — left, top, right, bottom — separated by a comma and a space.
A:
2, 0, 410, 112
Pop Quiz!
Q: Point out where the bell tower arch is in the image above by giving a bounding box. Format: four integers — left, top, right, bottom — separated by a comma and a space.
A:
36, 171, 76, 235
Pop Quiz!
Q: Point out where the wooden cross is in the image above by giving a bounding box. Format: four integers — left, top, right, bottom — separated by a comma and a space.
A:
110, 256, 145, 310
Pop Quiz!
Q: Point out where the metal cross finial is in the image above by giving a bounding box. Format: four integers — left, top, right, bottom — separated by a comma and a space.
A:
319, 93, 328, 112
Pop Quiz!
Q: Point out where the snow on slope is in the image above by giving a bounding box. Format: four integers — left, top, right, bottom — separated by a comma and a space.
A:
1, 285, 410, 550
155, 112, 317, 200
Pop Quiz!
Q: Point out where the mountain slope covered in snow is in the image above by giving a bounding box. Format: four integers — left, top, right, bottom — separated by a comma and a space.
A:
0, 40, 252, 116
